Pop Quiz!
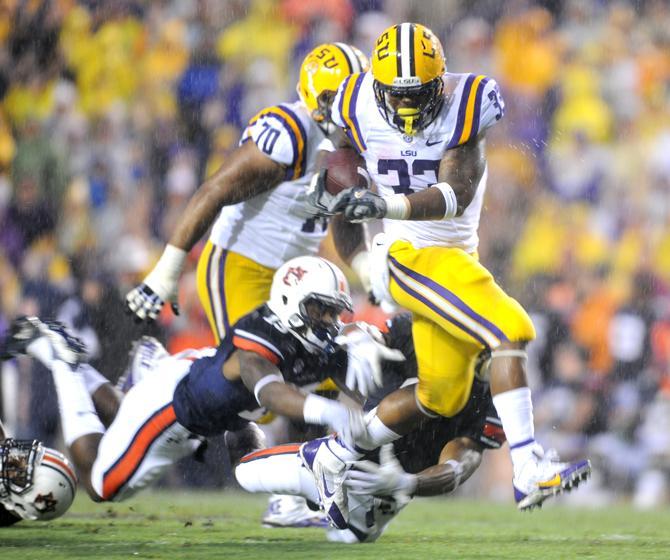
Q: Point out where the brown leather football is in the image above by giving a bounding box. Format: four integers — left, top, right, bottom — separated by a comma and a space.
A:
323, 148, 367, 194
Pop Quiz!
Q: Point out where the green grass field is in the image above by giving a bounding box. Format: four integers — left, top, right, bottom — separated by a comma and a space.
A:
2, 491, 669, 559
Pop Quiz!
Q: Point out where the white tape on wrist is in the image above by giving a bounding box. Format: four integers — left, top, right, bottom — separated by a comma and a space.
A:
445, 459, 463, 488
383, 194, 411, 220
156, 244, 188, 276
253, 374, 284, 404
432, 182, 458, 219
302, 394, 332, 425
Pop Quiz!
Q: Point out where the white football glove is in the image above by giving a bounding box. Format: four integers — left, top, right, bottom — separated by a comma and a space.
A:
125, 245, 186, 322
336, 323, 405, 397
303, 394, 367, 450
344, 444, 417, 500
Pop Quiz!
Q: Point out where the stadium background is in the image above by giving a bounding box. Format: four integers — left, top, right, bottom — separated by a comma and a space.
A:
0, 0, 669, 508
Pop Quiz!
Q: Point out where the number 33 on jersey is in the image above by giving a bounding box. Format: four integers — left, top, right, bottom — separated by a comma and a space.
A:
331, 29, 505, 253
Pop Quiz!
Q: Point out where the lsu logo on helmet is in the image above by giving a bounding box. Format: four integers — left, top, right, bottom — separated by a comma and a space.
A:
298, 43, 369, 134
371, 23, 446, 135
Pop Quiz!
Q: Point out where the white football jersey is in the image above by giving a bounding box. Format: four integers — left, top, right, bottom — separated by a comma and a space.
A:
332, 72, 505, 252
210, 101, 329, 269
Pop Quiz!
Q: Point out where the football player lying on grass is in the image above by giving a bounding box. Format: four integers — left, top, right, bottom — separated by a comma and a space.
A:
0, 256, 401, 505
0, 419, 77, 526
235, 313, 506, 543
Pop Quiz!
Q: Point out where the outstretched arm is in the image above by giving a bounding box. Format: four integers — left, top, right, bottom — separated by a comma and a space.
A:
169, 141, 286, 251
345, 436, 483, 498
413, 437, 483, 496
126, 141, 285, 321
237, 350, 365, 448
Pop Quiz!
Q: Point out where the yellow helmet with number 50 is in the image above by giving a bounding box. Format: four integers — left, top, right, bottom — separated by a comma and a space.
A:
298, 43, 369, 134
372, 23, 446, 135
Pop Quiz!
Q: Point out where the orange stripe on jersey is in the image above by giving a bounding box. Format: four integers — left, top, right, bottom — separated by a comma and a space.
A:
43, 454, 78, 484
102, 404, 177, 499
239, 443, 301, 463
233, 335, 281, 365
458, 74, 486, 145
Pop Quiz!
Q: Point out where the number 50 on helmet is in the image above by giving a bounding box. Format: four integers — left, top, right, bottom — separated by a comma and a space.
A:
1, 439, 77, 522
372, 23, 446, 135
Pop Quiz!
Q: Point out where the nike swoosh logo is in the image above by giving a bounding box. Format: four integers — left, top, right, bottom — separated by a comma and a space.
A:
538, 474, 562, 488
322, 473, 336, 498
426, 139, 442, 146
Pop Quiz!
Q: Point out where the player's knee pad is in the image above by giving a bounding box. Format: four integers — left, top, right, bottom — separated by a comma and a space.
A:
477, 348, 528, 382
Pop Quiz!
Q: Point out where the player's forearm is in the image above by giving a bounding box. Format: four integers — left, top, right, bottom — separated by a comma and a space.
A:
414, 440, 482, 497
331, 215, 366, 264
168, 144, 286, 251
404, 187, 448, 220
436, 136, 486, 215
168, 182, 227, 250
256, 382, 308, 420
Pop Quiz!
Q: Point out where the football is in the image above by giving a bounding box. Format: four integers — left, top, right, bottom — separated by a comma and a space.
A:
323, 148, 367, 195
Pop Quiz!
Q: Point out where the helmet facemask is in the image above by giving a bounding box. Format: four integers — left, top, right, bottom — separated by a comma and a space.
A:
373, 77, 444, 135
0, 439, 41, 500
288, 294, 351, 354
311, 90, 338, 136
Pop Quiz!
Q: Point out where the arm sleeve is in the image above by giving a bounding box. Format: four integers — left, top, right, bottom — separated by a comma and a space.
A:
240, 104, 309, 179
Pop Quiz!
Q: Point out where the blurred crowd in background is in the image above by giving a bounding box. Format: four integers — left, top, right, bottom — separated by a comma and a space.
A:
1, 0, 670, 507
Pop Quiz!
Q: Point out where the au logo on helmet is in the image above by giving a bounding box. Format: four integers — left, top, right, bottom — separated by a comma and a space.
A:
283, 266, 307, 286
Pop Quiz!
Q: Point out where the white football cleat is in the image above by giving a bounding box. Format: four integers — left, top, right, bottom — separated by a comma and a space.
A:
299, 437, 350, 530
116, 336, 168, 392
261, 495, 329, 528
513, 445, 591, 511
14, 317, 88, 367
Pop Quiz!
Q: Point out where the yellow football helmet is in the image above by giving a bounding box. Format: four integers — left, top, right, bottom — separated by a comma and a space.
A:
371, 23, 446, 135
297, 43, 369, 134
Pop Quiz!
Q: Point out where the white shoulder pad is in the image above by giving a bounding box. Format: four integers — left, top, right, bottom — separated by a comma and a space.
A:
240, 104, 309, 179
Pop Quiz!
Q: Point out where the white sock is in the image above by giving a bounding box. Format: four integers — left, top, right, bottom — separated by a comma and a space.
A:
79, 363, 110, 395
492, 387, 536, 471
50, 360, 105, 446
357, 413, 402, 451
324, 412, 402, 461
235, 452, 320, 504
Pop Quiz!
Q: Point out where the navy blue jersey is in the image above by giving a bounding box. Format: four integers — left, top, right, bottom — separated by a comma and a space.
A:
173, 304, 348, 436
393, 378, 504, 474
